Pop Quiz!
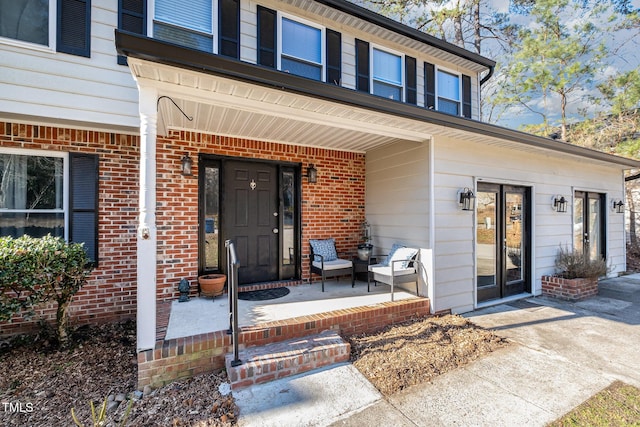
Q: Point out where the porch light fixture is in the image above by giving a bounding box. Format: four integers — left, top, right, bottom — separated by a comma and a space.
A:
181, 152, 193, 176
307, 164, 318, 183
458, 187, 475, 211
613, 199, 624, 214
552, 195, 568, 213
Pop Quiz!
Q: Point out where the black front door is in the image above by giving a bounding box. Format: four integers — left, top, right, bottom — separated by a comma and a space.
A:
476, 183, 531, 303
223, 160, 279, 284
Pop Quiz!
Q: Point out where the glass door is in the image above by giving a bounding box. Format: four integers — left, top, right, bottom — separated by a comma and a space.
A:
476, 183, 530, 303
574, 191, 605, 262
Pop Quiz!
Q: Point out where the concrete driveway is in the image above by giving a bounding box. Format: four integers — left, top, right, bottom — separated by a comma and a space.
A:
236, 274, 640, 426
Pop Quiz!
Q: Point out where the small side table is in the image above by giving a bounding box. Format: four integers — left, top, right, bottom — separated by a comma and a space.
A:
353, 256, 376, 282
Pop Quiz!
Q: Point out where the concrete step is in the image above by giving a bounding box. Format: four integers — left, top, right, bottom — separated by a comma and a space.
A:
225, 330, 350, 390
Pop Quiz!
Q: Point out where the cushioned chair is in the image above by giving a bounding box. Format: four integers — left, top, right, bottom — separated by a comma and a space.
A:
309, 238, 354, 292
368, 244, 421, 301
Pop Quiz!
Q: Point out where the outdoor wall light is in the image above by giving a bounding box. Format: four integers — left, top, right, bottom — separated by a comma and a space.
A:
181, 152, 193, 176
552, 195, 568, 213
458, 187, 475, 211
613, 199, 624, 214
307, 164, 318, 183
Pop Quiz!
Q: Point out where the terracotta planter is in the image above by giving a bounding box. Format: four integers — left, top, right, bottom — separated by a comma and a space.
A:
198, 274, 226, 298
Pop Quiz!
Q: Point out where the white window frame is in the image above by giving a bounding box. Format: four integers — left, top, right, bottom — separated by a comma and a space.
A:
0, 0, 57, 53
277, 12, 325, 82
370, 44, 404, 102
148, 0, 219, 54
0, 148, 69, 241
436, 66, 462, 116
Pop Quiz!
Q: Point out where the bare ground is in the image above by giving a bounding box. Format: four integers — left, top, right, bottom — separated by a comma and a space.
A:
1, 314, 507, 425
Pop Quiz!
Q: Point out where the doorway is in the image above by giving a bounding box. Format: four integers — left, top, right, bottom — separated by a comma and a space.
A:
476, 183, 531, 303
573, 191, 606, 262
199, 157, 300, 284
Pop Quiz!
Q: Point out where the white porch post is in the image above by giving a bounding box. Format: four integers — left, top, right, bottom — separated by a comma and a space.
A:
137, 86, 158, 351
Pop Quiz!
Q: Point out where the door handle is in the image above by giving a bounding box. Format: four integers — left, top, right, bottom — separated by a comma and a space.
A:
273, 228, 279, 234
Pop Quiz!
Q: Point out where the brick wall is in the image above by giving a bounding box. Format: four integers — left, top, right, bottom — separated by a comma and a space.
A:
0, 123, 366, 336
541, 275, 599, 301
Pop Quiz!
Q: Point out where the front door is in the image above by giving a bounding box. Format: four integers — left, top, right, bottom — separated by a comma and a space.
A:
476, 183, 531, 303
223, 160, 279, 284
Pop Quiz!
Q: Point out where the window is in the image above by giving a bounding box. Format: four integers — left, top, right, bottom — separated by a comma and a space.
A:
437, 70, 460, 115
0, 149, 99, 262
279, 16, 323, 80
153, 0, 214, 51
0, 0, 90, 57
372, 48, 402, 101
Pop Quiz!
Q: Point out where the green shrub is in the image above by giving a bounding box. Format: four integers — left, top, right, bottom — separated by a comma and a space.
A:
555, 245, 609, 280
0, 235, 94, 347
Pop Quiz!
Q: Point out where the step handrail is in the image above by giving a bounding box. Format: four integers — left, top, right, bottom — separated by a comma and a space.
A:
225, 240, 241, 367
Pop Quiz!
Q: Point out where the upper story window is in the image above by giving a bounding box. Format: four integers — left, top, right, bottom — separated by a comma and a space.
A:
150, 0, 238, 57
425, 62, 472, 118
372, 47, 403, 101
258, 6, 340, 84
0, 0, 90, 57
279, 16, 324, 81
437, 69, 461, 115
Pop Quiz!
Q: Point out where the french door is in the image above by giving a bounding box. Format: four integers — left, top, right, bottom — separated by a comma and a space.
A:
476, 183, 531, 303
574, 191, 605, 262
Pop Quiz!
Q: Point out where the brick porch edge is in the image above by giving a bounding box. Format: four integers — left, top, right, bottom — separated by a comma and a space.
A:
137, 297, 430, 388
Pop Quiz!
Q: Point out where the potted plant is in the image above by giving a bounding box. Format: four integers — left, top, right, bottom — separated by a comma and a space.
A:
198, 273, 226, 298
541, 245, 609, 301
357, 220, 373, 261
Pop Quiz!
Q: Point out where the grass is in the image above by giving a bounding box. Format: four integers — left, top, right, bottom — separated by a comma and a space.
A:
548, 381, 640, 426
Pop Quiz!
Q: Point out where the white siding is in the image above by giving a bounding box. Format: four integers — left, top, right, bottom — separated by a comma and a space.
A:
433, 136, 626, 314
0, 0, 139, 131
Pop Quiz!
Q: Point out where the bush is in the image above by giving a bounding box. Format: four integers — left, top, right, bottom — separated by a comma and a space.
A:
0, 235, 93, 347
555, 245, 609, 280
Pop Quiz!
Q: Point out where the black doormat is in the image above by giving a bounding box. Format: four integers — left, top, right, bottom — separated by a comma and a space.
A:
237, 287, 290, 301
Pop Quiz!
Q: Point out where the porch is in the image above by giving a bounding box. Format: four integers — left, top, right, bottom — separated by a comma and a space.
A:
141, 278, 430, 388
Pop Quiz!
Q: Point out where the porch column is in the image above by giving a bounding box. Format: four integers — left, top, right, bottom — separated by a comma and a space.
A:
137, 86, 158, 351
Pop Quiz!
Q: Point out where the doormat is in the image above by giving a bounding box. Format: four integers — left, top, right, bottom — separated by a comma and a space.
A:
237, 287, 290, 301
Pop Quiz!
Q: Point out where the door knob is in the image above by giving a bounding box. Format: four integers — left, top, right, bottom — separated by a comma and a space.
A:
273, 228, 279, 234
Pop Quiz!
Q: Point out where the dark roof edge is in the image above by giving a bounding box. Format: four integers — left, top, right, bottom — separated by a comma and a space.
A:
315, 0, 495, 70
115, 31, 640, 169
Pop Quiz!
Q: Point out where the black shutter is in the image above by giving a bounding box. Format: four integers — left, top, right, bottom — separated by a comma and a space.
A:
355, 39, 369, 93
69, 153, 99, 265
257, 6, 276, 68
219, 0, 239, 59
424, 62, 435, 110
462, 74, 472, 118
326, 29, 341, 85
405, 55, 417, 105
57, 0, 91, 57
117, 0, 146, 65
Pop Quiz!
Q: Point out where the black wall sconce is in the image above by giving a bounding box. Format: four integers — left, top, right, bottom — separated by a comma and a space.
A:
552, 195, 568, 213
458, 187, 475, 211
181, 152, 193, 176
612, 200, 624, 214
307, 164, 317, 183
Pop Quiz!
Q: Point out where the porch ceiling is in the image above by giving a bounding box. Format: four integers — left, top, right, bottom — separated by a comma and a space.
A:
131, 58, 436, 152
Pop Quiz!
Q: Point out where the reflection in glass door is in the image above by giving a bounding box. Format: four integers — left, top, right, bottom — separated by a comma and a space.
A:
476, 183, 530, 303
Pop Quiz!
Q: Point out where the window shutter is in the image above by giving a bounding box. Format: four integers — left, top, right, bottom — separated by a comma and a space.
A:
219, 0, 239, 59
424, 62, 435, 110
118, 0, 147, 65
355, 39, 369, 93
69, 153, 99, 264
57, 0, 91, 57
257, 6, 276, 68
462, 74, 472, 118
405, 55, 417, 105
326, 29, 341, 85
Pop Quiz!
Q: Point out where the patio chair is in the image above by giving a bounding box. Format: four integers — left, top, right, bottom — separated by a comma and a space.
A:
309, 238, 354, 292
368, 244, 421, 301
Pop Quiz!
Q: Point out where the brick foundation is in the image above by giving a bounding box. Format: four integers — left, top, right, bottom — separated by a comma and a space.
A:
541, 275, 599, 301
137, 297, 430, 389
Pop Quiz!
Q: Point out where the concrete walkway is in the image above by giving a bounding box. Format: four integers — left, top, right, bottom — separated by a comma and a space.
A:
233, 274, 640, 426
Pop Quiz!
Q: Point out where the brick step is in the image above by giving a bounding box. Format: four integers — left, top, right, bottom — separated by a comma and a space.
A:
225, 330, 350, 390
